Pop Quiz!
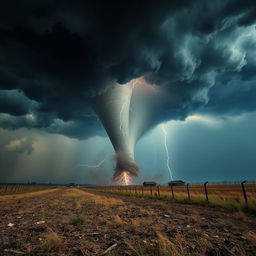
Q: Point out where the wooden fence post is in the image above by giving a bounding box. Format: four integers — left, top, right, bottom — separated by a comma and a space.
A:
204, 182, 209, 202
157, 186, 161, 198
170, 185, 174, 199
187, 183, 190, 200
141, 187, 144, 195
241, 180, 248, 205
150, 186, 153, 197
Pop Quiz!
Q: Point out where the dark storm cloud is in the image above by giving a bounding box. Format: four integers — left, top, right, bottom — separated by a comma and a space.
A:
0, 0, 256, 138
0, 89, 37, 115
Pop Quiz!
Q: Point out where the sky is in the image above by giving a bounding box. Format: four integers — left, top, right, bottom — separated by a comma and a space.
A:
0, 0, 256, 184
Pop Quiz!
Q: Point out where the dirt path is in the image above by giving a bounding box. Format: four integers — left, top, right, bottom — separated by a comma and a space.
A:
0, 188, 255, 256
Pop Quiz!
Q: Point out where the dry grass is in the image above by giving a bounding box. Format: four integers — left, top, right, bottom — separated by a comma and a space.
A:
219, 218, 236, 228
113, 215, 125, 227
142, 218, 154, 227
39, 211, 50, 220
17, 208, 35, 215
157, 231, 190, 256
243, 231, 256, 246
157, 183, 256, 202
125, 239, 151, 256
189, 210, 202, 224
234, 210, 247, 220
116, 205, 128, 212
0, 188, 58, 201
125, 231, 214, 256
71, 196, 84, 209
67, 189, 124, 207
69, 215, 86, 225
131, 218, 141, 231
40, 232, 65, 252
139, 208, 155, 216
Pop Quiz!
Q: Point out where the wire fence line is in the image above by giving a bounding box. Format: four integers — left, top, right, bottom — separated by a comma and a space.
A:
0, 185, 55, 194
90, 181, 256, 206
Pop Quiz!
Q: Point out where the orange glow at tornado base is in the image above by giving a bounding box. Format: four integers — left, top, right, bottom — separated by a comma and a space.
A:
115, 171, 132, 185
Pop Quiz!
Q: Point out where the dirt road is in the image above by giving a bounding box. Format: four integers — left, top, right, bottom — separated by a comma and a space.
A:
0, 188, 256, 255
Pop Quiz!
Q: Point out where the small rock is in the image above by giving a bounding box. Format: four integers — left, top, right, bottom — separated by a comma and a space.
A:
36, 221, 45, 225
186, 225, 191, 228
214, 235, 219, 238
8, 223, 14, 227
164, 214, 170, 218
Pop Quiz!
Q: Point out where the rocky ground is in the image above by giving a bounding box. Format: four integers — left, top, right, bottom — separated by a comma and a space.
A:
0, 188, 256, 256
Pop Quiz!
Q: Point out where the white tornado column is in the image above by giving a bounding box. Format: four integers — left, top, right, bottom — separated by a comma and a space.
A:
90, 82, 139, 178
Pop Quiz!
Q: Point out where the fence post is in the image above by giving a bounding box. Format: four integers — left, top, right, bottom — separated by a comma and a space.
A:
157, 186, 161, 198
204, 181, 209, 202
135, 186, 137, 194
170, 185, 174, 199
150, 186, 153, 197
241, 180, 248, 205
141, 187, 144, 195
187, 183, 190, 200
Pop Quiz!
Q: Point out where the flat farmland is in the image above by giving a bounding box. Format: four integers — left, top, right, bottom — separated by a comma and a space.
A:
0, 188, 256, 256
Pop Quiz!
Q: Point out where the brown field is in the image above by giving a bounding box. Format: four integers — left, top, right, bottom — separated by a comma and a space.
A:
0, 187, 256, 255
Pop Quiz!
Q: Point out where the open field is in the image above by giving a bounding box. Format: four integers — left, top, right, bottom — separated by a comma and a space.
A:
0, 188, 256, 255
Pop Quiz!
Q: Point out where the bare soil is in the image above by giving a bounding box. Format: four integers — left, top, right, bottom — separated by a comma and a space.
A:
0, 188, 256, 256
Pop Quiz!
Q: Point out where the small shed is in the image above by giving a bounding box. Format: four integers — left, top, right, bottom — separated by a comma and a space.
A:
168, 180, 185, 186
143, 181, 157, 187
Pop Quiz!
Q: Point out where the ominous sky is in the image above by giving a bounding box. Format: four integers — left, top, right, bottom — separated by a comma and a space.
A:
0, 0, 256, 184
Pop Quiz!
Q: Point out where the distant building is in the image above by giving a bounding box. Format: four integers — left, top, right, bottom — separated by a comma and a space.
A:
168, 180, 186, 186
143, 181, 157, 187
67, 182, 76, 187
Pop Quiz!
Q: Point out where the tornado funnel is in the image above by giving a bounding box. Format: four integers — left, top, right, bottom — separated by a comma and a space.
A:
90, 77, 171, 183
90, 82, 139, 180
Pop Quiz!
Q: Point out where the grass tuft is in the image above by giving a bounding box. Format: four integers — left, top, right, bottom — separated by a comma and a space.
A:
69, 215, 86, 225
40, 232, 64, 252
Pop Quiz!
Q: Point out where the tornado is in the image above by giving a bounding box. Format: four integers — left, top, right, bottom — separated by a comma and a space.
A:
90, 82, 139, 183
90, 78, 171, 184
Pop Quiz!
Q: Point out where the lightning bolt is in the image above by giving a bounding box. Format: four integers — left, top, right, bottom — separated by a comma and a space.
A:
73, 155, 108, 169
119, 101, 128, 137
160, 123, 173, 180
